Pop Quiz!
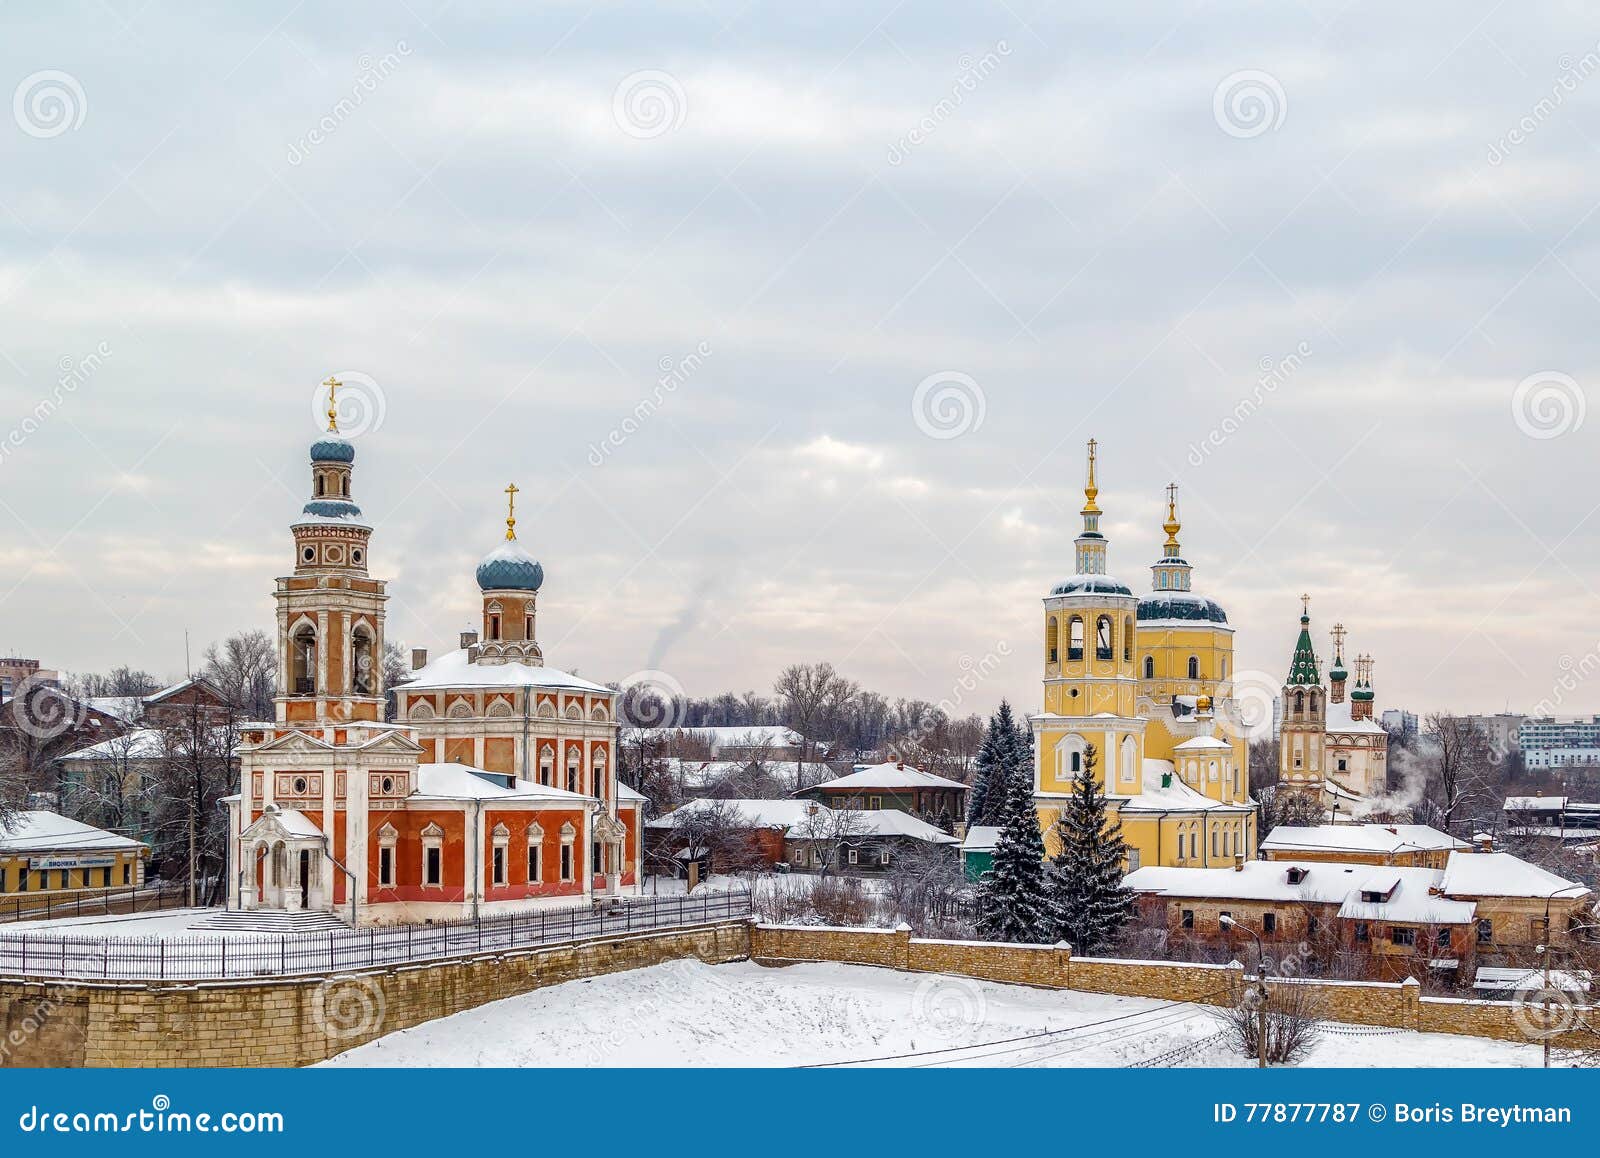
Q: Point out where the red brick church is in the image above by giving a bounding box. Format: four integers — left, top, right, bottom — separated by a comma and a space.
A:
224, 387, 642, 925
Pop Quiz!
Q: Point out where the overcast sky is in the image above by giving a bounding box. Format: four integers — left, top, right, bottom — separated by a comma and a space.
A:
2, 2, 1598, 720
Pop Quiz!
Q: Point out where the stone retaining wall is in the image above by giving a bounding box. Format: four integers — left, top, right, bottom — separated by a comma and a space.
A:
1, 920, 751, 1069
750, 924, 1600, 1051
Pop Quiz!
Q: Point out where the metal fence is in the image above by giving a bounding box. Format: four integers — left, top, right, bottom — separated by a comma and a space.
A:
0, 880, 214, 925
0, 888, 752, 981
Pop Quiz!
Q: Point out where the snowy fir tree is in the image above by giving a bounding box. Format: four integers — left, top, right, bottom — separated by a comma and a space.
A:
1048, 743, 1137, 955
975, 718, 1053, 943
966, 701, 1022, 828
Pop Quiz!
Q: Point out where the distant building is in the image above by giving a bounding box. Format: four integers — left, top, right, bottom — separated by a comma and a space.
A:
0, 658, 59, 701
1380, 709, 1419, 744
1127, 850, 1592, 981
1520, 717, 1600, 770
1503, 795, 1600, 839
961, 825, 1000, 882
1464, 713, 1525, 761
796, 761, 967, 828
0, 810, 149, 895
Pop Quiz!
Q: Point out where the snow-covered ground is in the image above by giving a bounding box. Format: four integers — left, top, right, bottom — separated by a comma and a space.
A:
6, 909, 245, 937
323, 960, 1545, 1068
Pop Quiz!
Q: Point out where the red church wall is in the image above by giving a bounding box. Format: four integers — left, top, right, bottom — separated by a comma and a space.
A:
367, 809, 470, 904
481, 807, 586, 902
444, 737, 474, 765
484, 737, 515, 775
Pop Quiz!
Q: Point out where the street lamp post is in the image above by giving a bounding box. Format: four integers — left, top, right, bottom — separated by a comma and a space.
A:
1537, 884, 1591, 1069
1221, 914, 1270, 1068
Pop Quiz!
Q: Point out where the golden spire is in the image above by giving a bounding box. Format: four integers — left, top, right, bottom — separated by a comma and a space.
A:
1163, 482, 1182, 550
1082, 438, 1100, 514
323, 376, 342, 433
504, 482, 519, 541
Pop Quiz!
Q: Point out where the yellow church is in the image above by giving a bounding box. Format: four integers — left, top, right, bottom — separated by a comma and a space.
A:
1032, 441, 1256, 870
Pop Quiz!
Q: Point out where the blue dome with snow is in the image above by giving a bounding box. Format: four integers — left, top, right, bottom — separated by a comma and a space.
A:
477, 542, 544, 592
310, 437, 355, 463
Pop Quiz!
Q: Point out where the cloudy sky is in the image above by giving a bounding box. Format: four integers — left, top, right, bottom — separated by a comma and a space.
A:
2, 2, 1598, 719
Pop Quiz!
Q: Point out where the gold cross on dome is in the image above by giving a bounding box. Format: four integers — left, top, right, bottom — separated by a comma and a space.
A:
1300, 592, 1311, 616
323, 376, 342, 432
1331, 622, 1347, 652
505, 482, 519, 541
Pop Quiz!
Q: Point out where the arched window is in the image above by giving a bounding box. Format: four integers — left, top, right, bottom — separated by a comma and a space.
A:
592, 750, 607, 799
1221, 657, 1228, 679
566, 748, 581, 794
316, 475, 326, 497
539, 747, 554, 787
341, 475, 349, 497
1123, 617, 1133, 662
1047, 615, 1059, 664
351, 625, 375, 695
488, 614, 501, 641
1095, 616, 1113, 661
1187, 656, 1200, 680
524, 614, 534, 640
1294, 690, 1305, 714
291, 623, 317, 695
1142, 655, 1155, 679
1067, 617, 1084, 661
1056, 734, 1086, 778
1120, 735, 1138, 783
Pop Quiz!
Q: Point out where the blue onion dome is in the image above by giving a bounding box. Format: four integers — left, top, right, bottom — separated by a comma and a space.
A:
1051, 575, 1133, 596
310, 436, 355, 463
477, 541, 545, 592
1137, 592, 1229, 623
299, 498, 364, 522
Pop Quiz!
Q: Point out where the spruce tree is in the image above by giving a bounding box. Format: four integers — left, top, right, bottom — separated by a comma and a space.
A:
975, 717, 1052, 943
966, 709, 1004, 828
1048, 743, 1137, 955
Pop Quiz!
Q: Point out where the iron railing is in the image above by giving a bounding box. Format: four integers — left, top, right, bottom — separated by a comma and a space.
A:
0, 888, 752, 981
0, 879, 214, 925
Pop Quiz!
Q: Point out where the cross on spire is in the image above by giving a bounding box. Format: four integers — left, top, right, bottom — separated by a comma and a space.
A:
1331, 621, 1347, 656
504, 482, 519, 541
323, 376, 342, 433
1300, 592, 1311, 618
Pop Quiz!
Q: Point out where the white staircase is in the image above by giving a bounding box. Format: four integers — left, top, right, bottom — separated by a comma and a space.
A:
190, 909, 349, 934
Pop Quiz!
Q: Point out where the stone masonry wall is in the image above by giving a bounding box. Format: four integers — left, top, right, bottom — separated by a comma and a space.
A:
750, 924, 1600, 1051
1, 920, 750, 1069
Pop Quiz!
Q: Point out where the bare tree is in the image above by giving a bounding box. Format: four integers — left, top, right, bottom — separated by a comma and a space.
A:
1258, 783, 1324, 833
883, 840, 970, 936
645, 798, 766, 886
149, 692, 239, 904
1426, 713, 1493, 835
788, 804, 869, 877
203, 629, 276, 720
1215, 981, 1326, 1065
59, 727, 156, 837
773, 663, 857, 789
63, 666, 161, 699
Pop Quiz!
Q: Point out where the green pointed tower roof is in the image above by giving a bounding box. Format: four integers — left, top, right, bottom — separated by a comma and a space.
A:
1286, 596, 1321, 687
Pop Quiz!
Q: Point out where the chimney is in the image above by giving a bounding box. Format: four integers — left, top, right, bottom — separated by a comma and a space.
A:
1476, 834, 1494, 853
1234, 853, 1245, 872
460, 629, 479, 651
411, 648, 429, 671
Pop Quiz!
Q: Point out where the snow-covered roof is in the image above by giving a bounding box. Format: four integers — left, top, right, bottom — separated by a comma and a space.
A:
847, 810, 960, 844
1324, 700, 1386, 735
1126, 860, 1364, 905
962, 826, 1001, 852
56, 727, 167, 762
0, 810, 146, 853
401, 648, 610, 695
85, 695, 142, 723
1261, 824, 1468, 855
1337, 869, 1476, 925
1111, 771, 1253, 815
411, 762, 594, 803
1504, 796, 1568, 811
647, 798, 824, 832
1473, 967, 1592, 993
616, 782, 647, 803
808, 762, 968, 793
1174, 733, 1231, 752
1439, 851, 1588, 900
